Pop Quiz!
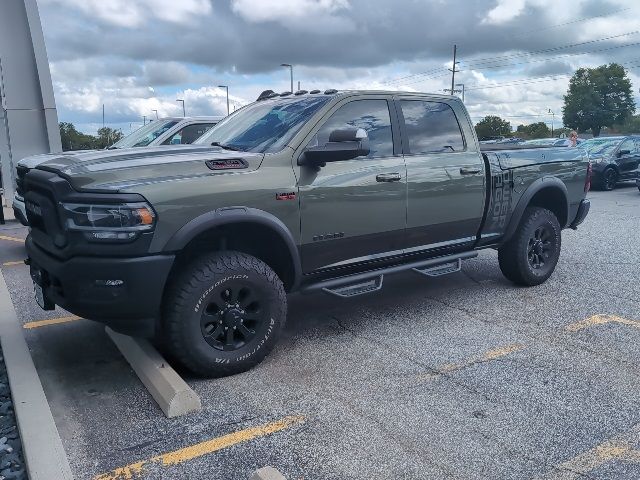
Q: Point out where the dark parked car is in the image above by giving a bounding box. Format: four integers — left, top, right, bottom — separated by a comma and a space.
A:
581, 136, 640, 190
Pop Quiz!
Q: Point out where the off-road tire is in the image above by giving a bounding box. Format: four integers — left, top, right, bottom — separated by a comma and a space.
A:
163, 251, 287, 377
498, 207, 561, 286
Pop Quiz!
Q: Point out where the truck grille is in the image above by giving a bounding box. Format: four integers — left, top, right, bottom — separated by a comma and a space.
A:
23, 171, 68, 251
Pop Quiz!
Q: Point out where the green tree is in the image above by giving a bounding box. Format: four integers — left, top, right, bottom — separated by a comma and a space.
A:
613, 114, 640, 134
516, 122, 551, 139
96, 127, 124, 149
474, 115, 511, 140
562, 63, 635, 137
59, 122, 98, 151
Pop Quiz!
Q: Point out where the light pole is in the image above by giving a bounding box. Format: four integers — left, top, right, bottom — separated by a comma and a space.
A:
218, 85, 229, 115
281, 63, 293, 93
455, 83, 465, 103
152, 109, 158, 120
143, 115, 147, 126
176, 99, 185, 117
548, 108, 555, 137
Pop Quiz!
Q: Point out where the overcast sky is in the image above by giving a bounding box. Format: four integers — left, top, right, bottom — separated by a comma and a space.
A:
37, 0, 640, 135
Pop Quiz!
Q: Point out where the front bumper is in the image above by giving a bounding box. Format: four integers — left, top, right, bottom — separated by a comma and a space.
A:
26, 235, 175, 337
569, 199, 590, 229
12, 195, 28, 226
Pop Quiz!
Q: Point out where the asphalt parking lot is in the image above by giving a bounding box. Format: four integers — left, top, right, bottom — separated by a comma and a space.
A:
1, 185, 639, 480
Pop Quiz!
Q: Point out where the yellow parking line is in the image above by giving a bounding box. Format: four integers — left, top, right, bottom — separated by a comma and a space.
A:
23, 315, 83, 329
93, 415, 305, 480
533, 424, 640, 479
2, 261, 24, 267
0, 235, 24, 243
420, 344, 525, 380
566, 314, 640, 332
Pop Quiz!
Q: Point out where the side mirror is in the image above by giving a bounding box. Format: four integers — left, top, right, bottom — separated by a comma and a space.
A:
617, 149, 631, 157
300, 128, 370, 166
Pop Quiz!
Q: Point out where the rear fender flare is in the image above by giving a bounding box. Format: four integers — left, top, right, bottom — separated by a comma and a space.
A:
503, 177, 568, 242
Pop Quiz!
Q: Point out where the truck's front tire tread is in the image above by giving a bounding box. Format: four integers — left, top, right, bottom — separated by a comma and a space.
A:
163, 251, 286, 377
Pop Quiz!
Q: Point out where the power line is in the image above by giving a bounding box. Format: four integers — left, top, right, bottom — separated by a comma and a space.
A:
460, 40, 640, 72
511, 7, 631, 38
462, 30, 640, 68
382, 29, 640, 87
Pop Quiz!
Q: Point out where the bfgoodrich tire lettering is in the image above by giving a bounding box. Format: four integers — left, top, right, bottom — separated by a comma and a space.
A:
498, 207, 561, 286
163, 251, 287, 377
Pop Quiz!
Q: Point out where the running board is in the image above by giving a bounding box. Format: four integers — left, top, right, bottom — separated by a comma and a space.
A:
412, 258, 461, 277
322, 276, 383, 298
301, 251, 478, 297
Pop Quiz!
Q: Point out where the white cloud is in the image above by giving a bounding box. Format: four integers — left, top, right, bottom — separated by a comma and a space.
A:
482, 0, 526, 24
41, 0, 211, 28
231, 0, 349, 22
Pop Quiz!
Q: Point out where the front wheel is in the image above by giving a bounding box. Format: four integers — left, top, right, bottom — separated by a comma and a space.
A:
163, 251, 287, 377
498, 207, 561, 286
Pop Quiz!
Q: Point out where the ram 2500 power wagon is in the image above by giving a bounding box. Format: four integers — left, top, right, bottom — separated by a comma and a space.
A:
23, 90, 591, 377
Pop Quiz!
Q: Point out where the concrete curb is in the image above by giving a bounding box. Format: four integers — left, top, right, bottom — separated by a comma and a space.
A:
0, 271, 73, 480
105, 327, 202, 418
250, 466, 288, 480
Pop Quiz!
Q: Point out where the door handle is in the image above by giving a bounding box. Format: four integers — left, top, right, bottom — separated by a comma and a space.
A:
460, 167, 482, 175
376, 173, 402, 182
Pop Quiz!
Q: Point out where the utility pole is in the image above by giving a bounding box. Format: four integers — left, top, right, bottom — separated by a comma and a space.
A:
548, 108, 555, 137
218, 85, 229, 115
143, 115, 146, 126
449, 44, 459, 95
102, 104, 105, 130
281, 64, 293, 93
298, 81, 301, 91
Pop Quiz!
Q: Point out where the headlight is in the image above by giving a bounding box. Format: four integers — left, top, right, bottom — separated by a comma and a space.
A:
61, 202, 156, 242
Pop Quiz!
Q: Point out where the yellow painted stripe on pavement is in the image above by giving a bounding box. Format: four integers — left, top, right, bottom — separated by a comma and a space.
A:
420, 344, 525, 380
533, 424, 640, 479
0, 235, 24, 243
23, 315, 83, 329
566, 314, 640, 332
93, 415, 305, 480
2, 261, 24, 267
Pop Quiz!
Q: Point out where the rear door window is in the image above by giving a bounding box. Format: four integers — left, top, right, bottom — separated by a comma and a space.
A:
400, 100, 465, 154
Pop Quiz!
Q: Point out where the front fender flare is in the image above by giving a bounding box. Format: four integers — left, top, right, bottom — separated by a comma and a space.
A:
160, 207, 302, 290
503, 177, 569, 242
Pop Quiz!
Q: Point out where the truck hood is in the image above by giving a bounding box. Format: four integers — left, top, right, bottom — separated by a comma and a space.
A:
34, 145, 265, 191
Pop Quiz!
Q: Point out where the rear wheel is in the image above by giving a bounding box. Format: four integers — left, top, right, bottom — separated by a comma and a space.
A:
498, 207, 561, 286
163, 251, 287, 377
601, 167, 618, 191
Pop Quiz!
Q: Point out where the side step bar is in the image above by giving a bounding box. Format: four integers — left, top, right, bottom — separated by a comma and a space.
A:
301, 251, 478, 297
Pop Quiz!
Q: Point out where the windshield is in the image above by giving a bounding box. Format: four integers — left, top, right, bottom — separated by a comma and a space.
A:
583, 139, 621, 156
111, 120, 179, 149
195, 96, 331, 153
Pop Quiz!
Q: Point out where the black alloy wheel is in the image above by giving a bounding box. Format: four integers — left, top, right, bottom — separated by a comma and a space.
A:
527, 226, 553, 270
200, 283, 264, 352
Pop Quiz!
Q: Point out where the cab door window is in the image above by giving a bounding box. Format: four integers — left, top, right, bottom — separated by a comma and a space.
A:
162, 123, 216, 145
309, 100, 394, 158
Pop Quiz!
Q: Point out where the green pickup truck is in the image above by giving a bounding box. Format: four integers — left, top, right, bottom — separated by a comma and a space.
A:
24, 90, 591, 377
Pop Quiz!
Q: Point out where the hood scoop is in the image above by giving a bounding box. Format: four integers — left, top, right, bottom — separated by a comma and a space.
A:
205, 158, 249, 171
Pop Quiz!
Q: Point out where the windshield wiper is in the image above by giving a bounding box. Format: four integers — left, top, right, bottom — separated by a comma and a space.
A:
211, 142, 243, 151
